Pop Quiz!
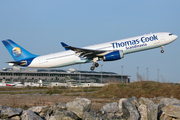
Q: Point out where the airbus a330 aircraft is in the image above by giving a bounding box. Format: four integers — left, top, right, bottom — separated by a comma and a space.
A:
2, 32, 178, 71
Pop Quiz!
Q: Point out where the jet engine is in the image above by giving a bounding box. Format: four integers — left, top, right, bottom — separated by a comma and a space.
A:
103, 50, 124, 61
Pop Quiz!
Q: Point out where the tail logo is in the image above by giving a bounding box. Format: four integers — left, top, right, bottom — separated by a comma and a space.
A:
12, 47, 22, 57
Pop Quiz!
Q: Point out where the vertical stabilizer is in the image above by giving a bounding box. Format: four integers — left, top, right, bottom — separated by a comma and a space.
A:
2, 39, 38, 62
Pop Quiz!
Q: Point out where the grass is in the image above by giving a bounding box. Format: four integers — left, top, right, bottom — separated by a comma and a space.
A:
0, 86, 101, 95
0, 86, 67, 91
91, 81, 180, 99
1, 81, 180, 99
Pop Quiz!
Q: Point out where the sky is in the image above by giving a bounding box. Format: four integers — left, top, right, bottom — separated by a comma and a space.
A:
0, 0, 180, 83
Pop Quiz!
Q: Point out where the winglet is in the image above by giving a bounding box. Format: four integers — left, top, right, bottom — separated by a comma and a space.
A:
61, 42, 69, 51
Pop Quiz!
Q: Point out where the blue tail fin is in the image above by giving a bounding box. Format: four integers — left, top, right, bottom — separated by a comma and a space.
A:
2, 39, 38, 62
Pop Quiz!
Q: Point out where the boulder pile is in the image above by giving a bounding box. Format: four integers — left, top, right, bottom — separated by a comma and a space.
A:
0, 96, 180, 120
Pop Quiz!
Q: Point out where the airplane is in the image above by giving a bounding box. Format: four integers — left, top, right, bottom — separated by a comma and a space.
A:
6, 82, 24, 87
0, 83, 6, 87
2, 32, 178, 71
6, 83, 16, 86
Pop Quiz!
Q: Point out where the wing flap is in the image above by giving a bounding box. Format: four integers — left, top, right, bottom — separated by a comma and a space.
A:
64, 45, 107, 58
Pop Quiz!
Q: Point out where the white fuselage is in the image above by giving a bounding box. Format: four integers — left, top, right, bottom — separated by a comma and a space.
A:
28, 32, 177, 68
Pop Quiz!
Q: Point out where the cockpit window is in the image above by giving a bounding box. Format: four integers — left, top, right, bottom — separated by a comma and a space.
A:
169, 33, 173, 36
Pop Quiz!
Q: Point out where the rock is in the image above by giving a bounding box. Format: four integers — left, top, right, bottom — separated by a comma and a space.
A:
0, 96, 180, 120
0, 106, 10, 119
0, 105, 10, 110
21, 110, 43, 120
66, 97, 91, 118
139, 97, 154, 106
49, 116, 56, 120
51, 103, 67, 117
114, 111, 123, 117
96, 111, 105, 119
54, 109, 79, 120
82, 111, 96, 120
119, 98, 127, 112
39, 107, 50, 118
28, 106, 49, 114
158, 98, 172, 118
151, 96, 157, 101
172, 118, 180, 120
45, 113, 50, 120
53, 103, 66, 109
47, 106, 54, 116
159, 98, 171, 105
83, 111, 122, 120
104, 113, 115, 120
158, 104, 166, 118
10, 115, 21, 120
49, 116, 55, 120
28, 106, 49, 118
138, 104, 148, 120
147, 103, 158, 120
159, 112, 173, 120
0, 106, 23, 118
122, 99, 140, 120
100, 102, 119, 113
129, 96, 140, 108
162, 104, 180, 118
105, 112, 123, 120
166, 98, 180, 106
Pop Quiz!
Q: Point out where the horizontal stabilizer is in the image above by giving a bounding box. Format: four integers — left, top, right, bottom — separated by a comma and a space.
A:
6, 61, 27, 66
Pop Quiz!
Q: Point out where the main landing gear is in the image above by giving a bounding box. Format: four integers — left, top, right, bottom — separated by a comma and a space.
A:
90, 57, 99, 71
90, 62, 99, 71
161, 46, 164, 53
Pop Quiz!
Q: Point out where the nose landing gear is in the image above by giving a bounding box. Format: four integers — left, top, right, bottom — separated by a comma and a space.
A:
161, 46, 164, 53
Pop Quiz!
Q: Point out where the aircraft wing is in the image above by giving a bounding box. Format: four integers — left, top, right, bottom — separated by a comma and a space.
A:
61, 42, 109, 58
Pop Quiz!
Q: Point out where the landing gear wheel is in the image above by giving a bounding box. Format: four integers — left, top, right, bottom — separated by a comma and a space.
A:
161, 50, 164, 53
90, 66, 95, 71
95, 63, 99, 67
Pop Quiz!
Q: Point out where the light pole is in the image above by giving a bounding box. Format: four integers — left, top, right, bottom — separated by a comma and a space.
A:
137, 67, 139, 81
157, 68, 159, 82
101, 64, 103, 83
49, 68, 50, 83
79, 64, 81, 84
121, 66, 123, 83
146, 68, 148, 81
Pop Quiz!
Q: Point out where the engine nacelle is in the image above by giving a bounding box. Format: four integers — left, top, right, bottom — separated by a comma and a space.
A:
103, 50, 124, 61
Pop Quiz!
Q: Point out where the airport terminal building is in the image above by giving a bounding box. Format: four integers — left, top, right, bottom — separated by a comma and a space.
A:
0, 67, 130, 84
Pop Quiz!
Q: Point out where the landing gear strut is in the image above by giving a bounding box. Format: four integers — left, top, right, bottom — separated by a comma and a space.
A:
90, 57, 99, 71
161, 46, 164, 53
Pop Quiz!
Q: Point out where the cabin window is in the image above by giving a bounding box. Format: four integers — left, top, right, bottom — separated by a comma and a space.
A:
169, 33, 173, 36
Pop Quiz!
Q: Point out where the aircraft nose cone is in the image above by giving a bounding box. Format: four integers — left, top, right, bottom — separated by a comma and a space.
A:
175, 35, 178, 40
173, 35, 178, 41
